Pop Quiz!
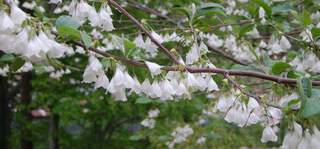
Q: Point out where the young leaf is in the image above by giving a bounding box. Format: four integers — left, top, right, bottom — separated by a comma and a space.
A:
57, 25, 81, 40
239, 24, 255, 37
311, 27, 320, 41
129, 134, 144, 141
272, 4, 293, 14
81, 31, 92, 48
301, 11, 312, 26
11, 57, 25, 71
135, 96, 153, 104
0, 54, 15, 62
56, 16, 81, 40
271, 62, 292, 75
55, 15, 80, 29
199, 2, 224, 10
297, 77, 312, 99
299, 89, 320, 118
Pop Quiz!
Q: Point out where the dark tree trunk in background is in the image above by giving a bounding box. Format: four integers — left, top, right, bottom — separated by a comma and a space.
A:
49, 114, 59, 149
0, 76, 10, 149
20, 72, 33, 149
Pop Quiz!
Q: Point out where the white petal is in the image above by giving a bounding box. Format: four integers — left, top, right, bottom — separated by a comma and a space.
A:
259, 7, 265, 19
280, 36, 291, 50
151, 31, 164, 43
94, 73, 109, 90
112, 89, 127, 101
207, 77, 219, 91
10, 4, 28, 25
247, 97, 259, 111
145, 61, 163, 77
261, 126, 278, 143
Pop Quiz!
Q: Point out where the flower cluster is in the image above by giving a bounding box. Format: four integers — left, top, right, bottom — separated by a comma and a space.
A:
82, 56, 219, 101
167, 125, 194, 148
141, 108, 160, 129
0, 3, 73, 62
281, 122, 320, 149
215, 92, 261, 127
69, 0, 114, 31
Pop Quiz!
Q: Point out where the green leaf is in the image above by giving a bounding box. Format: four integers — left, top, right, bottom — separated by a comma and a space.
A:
287, 99, 300, 108
287, 71, 304, 78
11, 57, 25, 71
135, 96, 153, 104
287, 51, 297, 61
299, 89, 320, 118
174, 7, 192, 20
311, 28, 320, 41
301, 11, 312, 26
196, 8, 225, 17
272, 84, 285, 96
129, 134, 144, 141
298, 77, 312, 99
55, 15, 80, 29
199, 2, 224, 10
55, 15, 81, 40
239, 24, 255, 37
81, 31, 92, 48
0, 54, 15, 62
197, 3, 225, 16
271, 62, 292, 75
158, 135, 171, 141
272, 4, 293, 14
57, 25, 81, 40
124, 39, 135, 50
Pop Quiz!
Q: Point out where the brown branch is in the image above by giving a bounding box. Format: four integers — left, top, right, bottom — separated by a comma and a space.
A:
105, 0, 320, 86
73, 40, 320, 86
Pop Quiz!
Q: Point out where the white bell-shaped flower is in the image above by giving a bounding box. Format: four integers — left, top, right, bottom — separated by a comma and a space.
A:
94, 72, 109, 90
99, 5, 115, 31
206, 76, 219, 91
280, 36, 291, 50
0, 11, 15, 33
186, 43, 200, 65
145, 61, 163, 77
112, 89, 127, 101
261, 125, 278, 143
83, 55, 103, 83
10, 4, 28, 25
150, 81, 162, 98
151, 31, 164, 43
141, 79, 151, 95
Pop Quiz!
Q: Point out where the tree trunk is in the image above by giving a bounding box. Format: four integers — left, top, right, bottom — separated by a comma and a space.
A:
49, 114, 59, 149
0, 76, 10, 149
20, 72, 33, 149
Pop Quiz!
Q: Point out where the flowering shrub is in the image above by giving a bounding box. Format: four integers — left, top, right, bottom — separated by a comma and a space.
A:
1, 0, 320, 148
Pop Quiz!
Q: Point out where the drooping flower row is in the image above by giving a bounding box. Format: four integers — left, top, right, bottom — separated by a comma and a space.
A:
82, 55, 219, 101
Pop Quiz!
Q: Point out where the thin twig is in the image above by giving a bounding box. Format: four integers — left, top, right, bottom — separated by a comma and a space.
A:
71, 40, 320, 86
224, 74, 281, 109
